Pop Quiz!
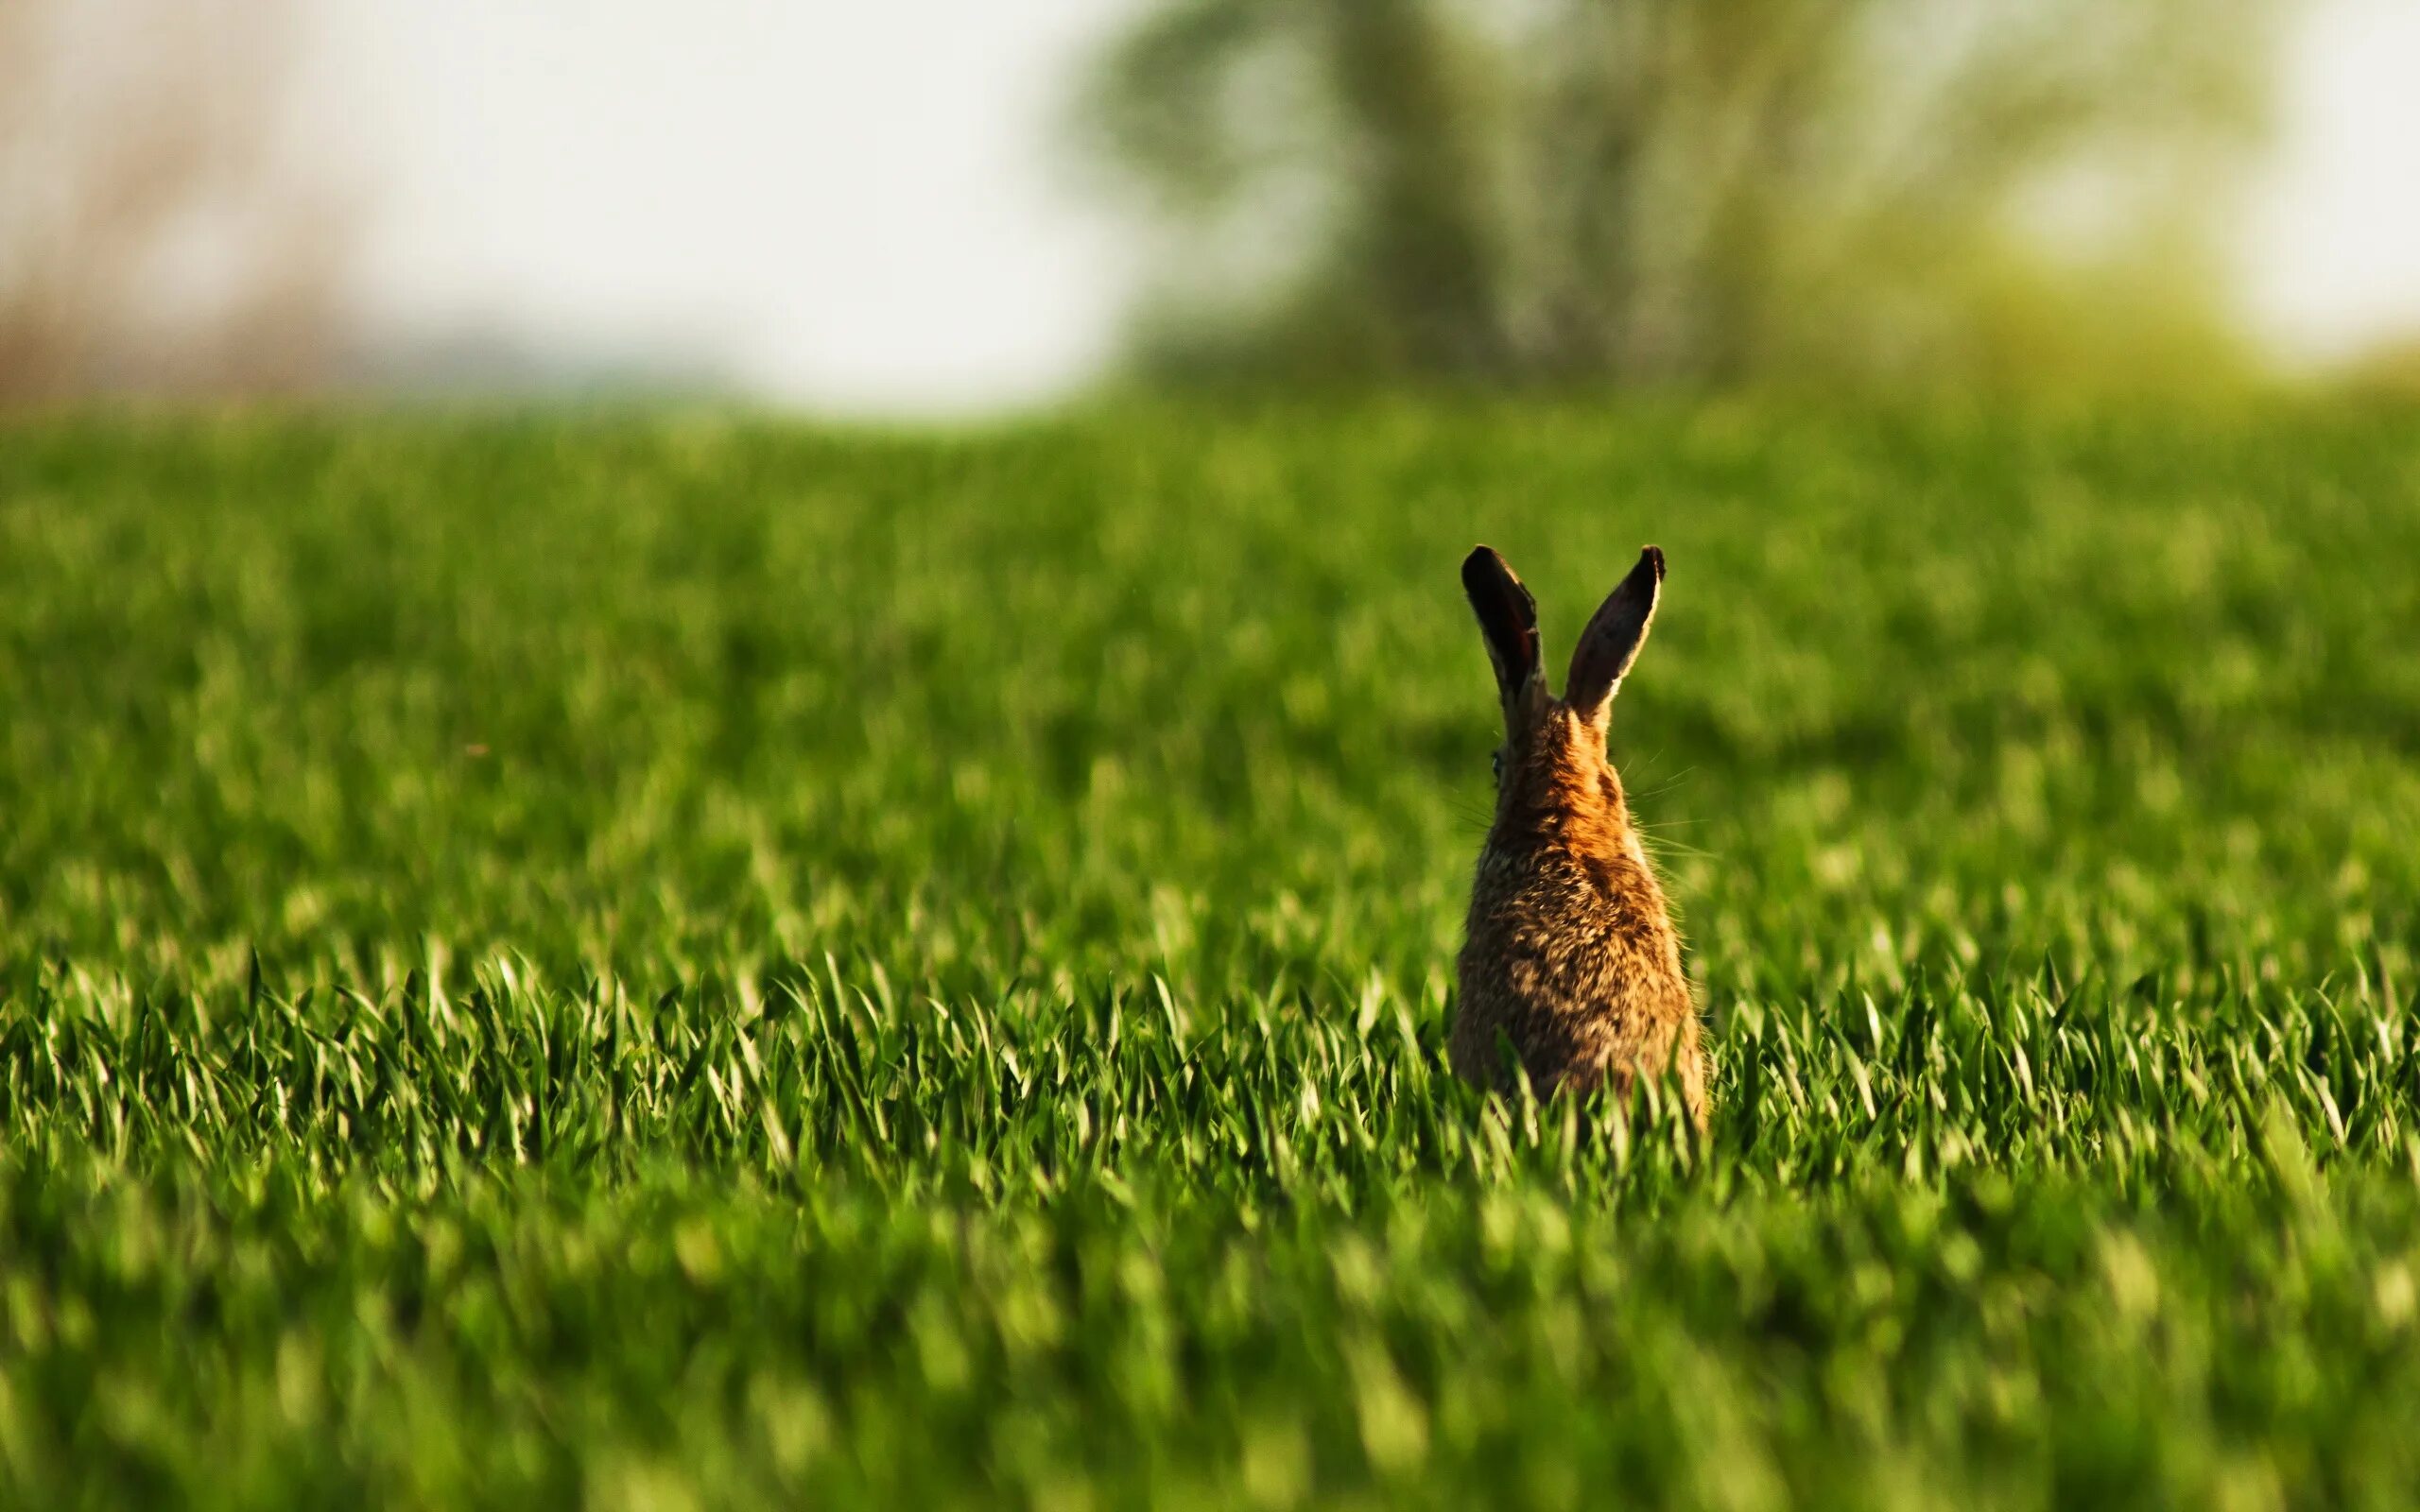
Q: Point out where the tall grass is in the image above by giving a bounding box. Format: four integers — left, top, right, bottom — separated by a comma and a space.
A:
3, 401, 2419, 1506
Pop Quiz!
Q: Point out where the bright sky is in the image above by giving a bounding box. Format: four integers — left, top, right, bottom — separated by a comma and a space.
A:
329, 0, 1139, 412
314, 0, 2420, 412
2237, 0, 2420, 365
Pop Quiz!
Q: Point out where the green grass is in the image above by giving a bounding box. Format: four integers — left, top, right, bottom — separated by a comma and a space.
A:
4, 399, 2420, 1508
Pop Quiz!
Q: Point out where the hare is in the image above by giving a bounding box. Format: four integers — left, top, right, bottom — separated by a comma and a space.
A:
1451, 543, 1708, 1127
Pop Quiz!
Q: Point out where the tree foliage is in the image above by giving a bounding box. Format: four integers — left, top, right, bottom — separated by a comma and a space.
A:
1080, 0, 2286, 388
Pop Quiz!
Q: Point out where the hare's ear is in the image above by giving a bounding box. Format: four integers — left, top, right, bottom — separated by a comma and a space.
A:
1565, 545, 1663, 724
1462, 545, 1543, 715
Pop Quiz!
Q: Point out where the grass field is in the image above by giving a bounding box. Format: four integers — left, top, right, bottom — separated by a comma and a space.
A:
5, 400, 2420, 1508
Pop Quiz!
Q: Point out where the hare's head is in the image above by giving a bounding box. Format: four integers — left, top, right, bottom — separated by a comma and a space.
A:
1461, 544, 1663, 844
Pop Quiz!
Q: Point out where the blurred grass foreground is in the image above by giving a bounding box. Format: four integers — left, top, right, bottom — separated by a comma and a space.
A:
7, 403, 2420, 1505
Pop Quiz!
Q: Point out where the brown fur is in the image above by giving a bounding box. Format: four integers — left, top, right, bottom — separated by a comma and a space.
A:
1451, 545, 1708, 1126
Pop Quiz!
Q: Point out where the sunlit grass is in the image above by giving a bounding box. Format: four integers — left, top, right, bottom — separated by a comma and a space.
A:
4, 401, 2419, 1507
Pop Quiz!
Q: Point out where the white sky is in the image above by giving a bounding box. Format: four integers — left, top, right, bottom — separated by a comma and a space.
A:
309, 0, 2420, 412
2236, 0, 2420, 366
327, 0, 1141, 412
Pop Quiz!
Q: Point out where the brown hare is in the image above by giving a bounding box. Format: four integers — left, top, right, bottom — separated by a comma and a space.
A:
1452, 543, 1708, 1127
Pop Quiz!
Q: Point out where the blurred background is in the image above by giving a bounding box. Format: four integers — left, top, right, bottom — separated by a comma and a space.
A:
3, 0, 2416, 414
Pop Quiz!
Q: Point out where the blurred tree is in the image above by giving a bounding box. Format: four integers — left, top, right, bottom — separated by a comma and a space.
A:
1080, 0, 2287, 389
0, 0, 355, 403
